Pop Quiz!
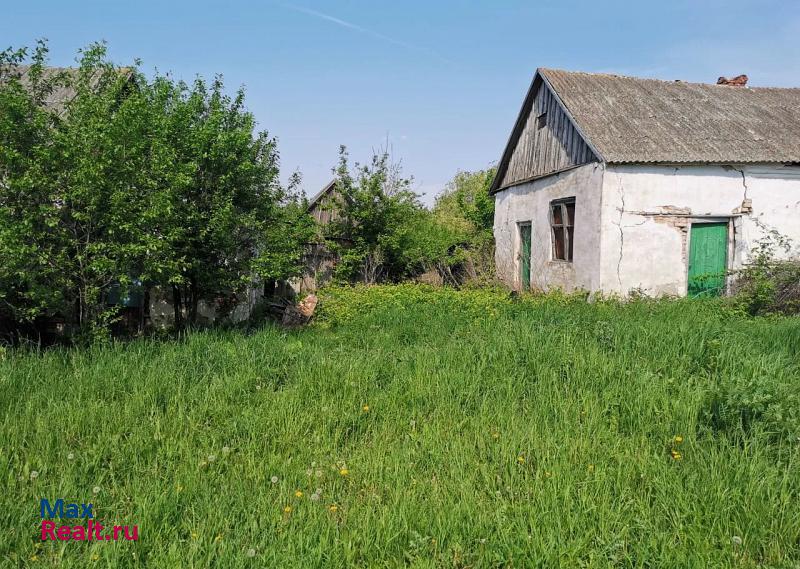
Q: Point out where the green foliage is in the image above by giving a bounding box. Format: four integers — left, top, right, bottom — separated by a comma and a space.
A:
433, 167, 496, 235
1, 42, 175, 334
0, 41, 312, 340
325, 150, 497, 286
430, 168, 497, 284
326, 146, 427, 282
2, 287, 799, 566
153, 76, 313, 326
732, 231, 800, 316
701, 370, 800, 444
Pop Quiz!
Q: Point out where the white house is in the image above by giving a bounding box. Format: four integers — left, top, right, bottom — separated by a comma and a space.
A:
491, 69, 800, 297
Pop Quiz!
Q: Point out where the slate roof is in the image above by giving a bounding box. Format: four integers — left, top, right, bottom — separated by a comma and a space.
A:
2, 65, 133, 116
538, 68, 800, 164
1, 66, 79, 116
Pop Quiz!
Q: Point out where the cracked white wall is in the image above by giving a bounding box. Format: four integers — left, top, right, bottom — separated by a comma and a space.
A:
493, 163, 604, 292
598, 164, 800, 296
494, 163, 800, 297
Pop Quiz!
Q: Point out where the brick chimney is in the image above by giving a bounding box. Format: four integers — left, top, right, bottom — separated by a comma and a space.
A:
717, 74, 748, 87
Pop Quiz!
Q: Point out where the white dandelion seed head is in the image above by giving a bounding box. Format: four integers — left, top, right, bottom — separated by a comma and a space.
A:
315, 488, 322, 495
246, 548, 256, 557
221, 446, 231, 455
315, 470, 323, 478
270, 476, 279, 484
67, 453, 75, 460
732, 536, 743, 546
30, 471, 39, 480
92, 486, 101, 495
255, 384, 262, 391
306, 469, 313, 476
310, 493, 320, 502
207, 454, 216, 463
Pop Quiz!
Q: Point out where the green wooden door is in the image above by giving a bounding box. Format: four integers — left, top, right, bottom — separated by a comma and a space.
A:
688, 222, 728, 297
519, 224, 531, 291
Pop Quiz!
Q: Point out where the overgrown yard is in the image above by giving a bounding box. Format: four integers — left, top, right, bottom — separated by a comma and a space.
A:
2, 285, 799, 567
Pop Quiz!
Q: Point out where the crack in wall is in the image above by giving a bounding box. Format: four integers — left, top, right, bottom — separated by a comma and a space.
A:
731, 166, 750, 202
613, 172, 626, 287
730, 165, 779, 238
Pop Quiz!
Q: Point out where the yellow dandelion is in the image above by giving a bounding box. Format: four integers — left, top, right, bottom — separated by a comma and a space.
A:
492, 432, 500, 439
294, 490, 303, 498
674, 435, 684, 444
329, 504, 338, 512
588, 464, 595, 472
544, 470, 553, 478
191, 532, 198, 539
283, 505, 292, 513
91, 553, 99, 561
671, 449, 683, 461
214, 534, 223, 543
517, 456, 525, 464
362, 405, 370, 412
30, 555, 38, 562
176, 485, 184, 493
339, 468, 349, 477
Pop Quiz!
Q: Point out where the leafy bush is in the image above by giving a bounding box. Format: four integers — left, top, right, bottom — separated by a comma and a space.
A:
732, 232, 800, 316
700, 373, 800, 443
325, 147, 427, 283
323, 150, 498, 287
0, 41, 312, 342
430, 168, 497, 285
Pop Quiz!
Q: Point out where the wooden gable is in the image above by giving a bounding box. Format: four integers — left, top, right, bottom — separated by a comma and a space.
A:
492, 73, 598, 192
308, 181, 347, 227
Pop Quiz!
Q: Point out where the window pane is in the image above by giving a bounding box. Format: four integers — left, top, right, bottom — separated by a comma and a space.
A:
567, 227, 575, 261
553, 227, 565, 260
551, 204, 562, 225
566, 203, 575, 226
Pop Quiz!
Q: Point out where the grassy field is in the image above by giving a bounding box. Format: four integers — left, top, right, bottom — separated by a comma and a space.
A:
2, 285, 799, 567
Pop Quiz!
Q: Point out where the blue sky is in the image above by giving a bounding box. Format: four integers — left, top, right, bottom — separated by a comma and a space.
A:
3, 0, 799, 205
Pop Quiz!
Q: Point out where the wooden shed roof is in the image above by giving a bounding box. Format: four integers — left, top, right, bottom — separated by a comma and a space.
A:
307, 179, 337, 211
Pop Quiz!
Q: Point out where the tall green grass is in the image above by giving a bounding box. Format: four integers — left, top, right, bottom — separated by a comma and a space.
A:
1, 285, 799, 567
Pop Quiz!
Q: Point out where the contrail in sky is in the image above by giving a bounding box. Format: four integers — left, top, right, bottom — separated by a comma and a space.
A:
280, 3, 453, 65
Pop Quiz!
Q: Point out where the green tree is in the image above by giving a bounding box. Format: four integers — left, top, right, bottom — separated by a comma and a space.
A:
158, 77, 312, 327
0, 42, 177, 340
0, 41, 312, 340
429, 167, 497, 283
327, 146, 427, 283
0, 42, 63, 328
433, 168, 495, 235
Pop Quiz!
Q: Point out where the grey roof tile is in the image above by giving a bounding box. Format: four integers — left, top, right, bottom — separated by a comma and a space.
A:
540, 68, 800, 164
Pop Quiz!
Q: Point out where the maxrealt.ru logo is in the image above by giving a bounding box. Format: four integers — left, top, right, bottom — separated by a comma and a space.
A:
40, 499, 138, 541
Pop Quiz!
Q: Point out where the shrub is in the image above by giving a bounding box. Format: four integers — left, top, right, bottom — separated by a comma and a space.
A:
700, 373, 800, 444
732, 232, 800, 316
